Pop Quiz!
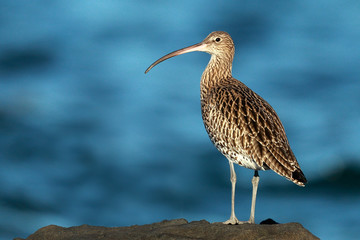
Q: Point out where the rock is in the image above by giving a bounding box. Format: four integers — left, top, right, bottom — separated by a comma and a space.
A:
15, 218, 319, 240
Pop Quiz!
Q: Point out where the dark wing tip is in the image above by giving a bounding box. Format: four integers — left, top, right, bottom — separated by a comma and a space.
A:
292, 169, 307, 186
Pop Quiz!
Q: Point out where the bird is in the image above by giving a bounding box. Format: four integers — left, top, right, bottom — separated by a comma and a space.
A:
145, 31, 307, 224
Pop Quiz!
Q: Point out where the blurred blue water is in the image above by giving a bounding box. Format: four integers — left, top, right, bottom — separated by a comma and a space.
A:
1, 1, 360, 239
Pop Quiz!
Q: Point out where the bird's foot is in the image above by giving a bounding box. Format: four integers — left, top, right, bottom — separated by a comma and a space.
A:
223, 216, 241, 225
223, 217, 254, 225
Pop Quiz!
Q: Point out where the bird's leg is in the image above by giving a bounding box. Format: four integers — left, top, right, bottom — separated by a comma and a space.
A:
248, 170, 259, 224
223, 161, 240, 225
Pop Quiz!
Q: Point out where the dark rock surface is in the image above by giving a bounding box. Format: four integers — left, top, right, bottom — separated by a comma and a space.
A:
15, 218, 319, 240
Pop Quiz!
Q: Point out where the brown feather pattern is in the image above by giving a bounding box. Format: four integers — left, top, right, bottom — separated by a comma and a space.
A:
145, 31, 307, 187
200, 32, 307, 186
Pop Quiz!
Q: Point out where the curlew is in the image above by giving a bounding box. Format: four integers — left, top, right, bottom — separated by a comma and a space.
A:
145, 31, 307, 224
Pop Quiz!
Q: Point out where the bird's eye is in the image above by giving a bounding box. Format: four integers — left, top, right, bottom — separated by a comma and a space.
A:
215, 37, 221, 42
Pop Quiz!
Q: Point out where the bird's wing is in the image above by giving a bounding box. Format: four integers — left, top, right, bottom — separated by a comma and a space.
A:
206, 80, 306, 185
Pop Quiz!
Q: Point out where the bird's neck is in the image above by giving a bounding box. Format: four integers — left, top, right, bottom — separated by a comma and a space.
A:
200, 55, 233, 100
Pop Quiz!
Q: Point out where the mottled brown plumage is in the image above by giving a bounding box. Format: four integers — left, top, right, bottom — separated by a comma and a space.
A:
202, 76, 306, 186
145, 31, 306, 224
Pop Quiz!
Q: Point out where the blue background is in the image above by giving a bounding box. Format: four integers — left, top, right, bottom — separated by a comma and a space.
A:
1, 1, 359, 239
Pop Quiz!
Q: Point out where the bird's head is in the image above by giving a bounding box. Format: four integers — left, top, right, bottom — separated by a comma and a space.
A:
145, 31, 235, 74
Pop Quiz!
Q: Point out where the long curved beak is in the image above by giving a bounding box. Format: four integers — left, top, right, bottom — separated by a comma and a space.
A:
145, 42, 207, 74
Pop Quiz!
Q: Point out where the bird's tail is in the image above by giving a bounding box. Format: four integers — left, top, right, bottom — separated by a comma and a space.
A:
291, 168, 307, 187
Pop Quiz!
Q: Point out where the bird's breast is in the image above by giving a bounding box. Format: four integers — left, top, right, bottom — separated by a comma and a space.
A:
200, 98, 266, 171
